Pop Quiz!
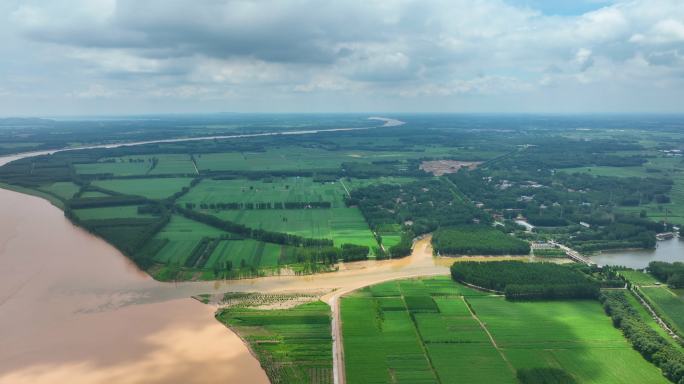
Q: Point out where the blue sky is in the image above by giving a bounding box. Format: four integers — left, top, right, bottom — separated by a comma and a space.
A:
0, 0, 683, 116
507, 0, 616, 15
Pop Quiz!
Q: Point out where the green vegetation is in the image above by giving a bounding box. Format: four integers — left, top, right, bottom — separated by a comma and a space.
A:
451, 261, 599, 300
216, 301, 332, 384
2, 115, 683, 281
620, 270, 659, 286
432, 225, 530, 255
92, 177, 194, 199
600, 290, 684, 383
532, 247, 567, 258
639, 287, 684, 336
342, 277, 667, 384
37, 181, 80, 200
649, 261, 684, 288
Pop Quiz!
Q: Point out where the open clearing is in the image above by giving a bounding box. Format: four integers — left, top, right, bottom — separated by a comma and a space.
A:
341, 277, 668, 384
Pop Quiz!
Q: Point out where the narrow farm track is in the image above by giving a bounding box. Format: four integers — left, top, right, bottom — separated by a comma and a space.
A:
462, 296, 516, 375
631, 287, 680, 341
320, 237, 446, 384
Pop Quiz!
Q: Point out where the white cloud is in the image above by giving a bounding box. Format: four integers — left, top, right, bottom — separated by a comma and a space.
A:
1, 0, 683, 114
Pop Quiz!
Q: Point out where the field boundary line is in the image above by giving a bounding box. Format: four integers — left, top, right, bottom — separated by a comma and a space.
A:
339, 179, 351, 198
631, 287, 680, 341
323, 272, 447, 384
462, 296, 516, 375
401, 293, 443, 384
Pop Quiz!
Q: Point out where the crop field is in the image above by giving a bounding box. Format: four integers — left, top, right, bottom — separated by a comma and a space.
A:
217, 301, 332, 384
195, 148, 355, 172
92, 177, 194, 199
213, 208, 376, 248
74, 154, 197, 176
74, 160, 151, 176
37, 181, 80, 200
180, 177, 348, 207
623, 290, 681, 346
640, 286, 684, 335
179, 177, 380, 248
193, 147, 446, 173
80, 191, 112, 198
152, 215, 225, 264
73, 205, 155, 220
341, 277, 667, 384
206, 239, 281, 269
619, 270, 659, 285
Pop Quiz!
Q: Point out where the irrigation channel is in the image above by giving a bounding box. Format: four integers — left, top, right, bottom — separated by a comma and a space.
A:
0, 117, 451, 384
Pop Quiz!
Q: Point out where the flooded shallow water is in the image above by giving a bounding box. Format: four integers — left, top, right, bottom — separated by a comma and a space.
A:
0, 187, 269, 384
590, 238, 684, 269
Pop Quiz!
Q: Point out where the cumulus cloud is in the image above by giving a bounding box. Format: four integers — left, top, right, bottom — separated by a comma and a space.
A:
1, 0, 683, 114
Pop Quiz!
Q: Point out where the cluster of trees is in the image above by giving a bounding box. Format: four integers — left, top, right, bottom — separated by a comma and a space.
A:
185, 201, 332, 210
451, 261, 599, 301
496, 138, 645, 170
349, 179, 488, 236
340, 244, 370, 262
600, 291, 684, 383
449, 166, 667, 252
341, 160, 424, 178
386, 234, 414, 259
432, 225, 530, 255
184, 237, 219, 268
648, 261, 684, 288
67, 195, 149, 209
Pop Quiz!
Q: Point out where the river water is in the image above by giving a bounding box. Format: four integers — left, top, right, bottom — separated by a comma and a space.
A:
590, 238, 684, 269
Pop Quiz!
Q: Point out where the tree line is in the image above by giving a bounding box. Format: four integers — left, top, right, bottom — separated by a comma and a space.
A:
451, 261, 599, 301
432, 226, 530, 256
184, 201, 332, 210
648, 261, 684, 288
600, 290, 684, 383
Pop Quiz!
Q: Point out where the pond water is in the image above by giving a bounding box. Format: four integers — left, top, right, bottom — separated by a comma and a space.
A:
590, 237, 684, 269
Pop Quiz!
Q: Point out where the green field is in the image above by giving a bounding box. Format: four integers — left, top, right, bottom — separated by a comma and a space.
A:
92, 177, 193, 199
640, 286, 684, 336
73, 205, 155, 220
179, 177, 348, 207
152, 215, 226, 264
619, 270, 659, 285
79, 190, 112, 198
194, 148, 434, 172
179, 177, 377, 248
74, 154, 197, 176
213, 208, 376, 248
206, 239, 281, 269
623, 290, 681, 347
217, 301, 332, 384
38, 181, 80, 200
342, 277, 667, 384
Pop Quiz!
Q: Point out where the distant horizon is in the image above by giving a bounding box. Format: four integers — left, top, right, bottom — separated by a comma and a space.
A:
4, 111, 684, 120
